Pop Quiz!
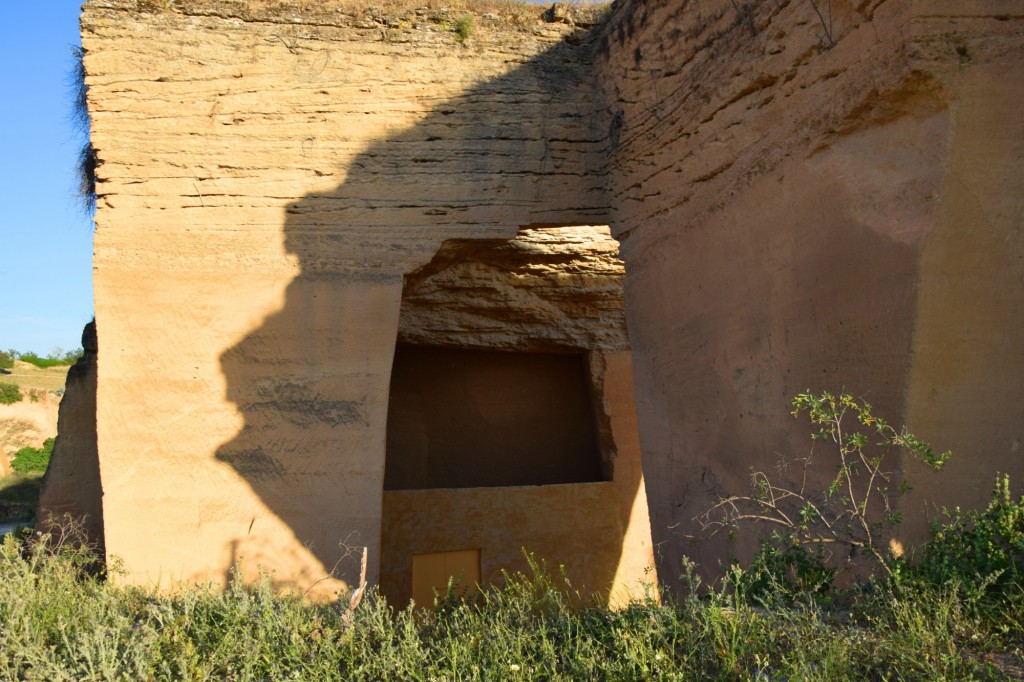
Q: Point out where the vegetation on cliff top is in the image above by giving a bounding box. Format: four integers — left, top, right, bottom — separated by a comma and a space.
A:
5, 348, 83, 370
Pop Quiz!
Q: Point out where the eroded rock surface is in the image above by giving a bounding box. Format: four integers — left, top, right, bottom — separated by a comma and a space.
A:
75, 0, 1023, 596
81, 0, 647, 598
595, 0, 1024, 579
399, 226, 628, 352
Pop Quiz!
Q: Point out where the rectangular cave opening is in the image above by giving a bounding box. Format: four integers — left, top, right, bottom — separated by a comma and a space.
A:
384, 344, 607, 490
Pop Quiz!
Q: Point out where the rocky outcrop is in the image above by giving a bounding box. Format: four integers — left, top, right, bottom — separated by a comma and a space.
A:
36, 321, 103, 550
398, 226, 628, 352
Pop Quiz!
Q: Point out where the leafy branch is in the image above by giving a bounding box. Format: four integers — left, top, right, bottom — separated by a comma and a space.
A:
701, 390, 951, 579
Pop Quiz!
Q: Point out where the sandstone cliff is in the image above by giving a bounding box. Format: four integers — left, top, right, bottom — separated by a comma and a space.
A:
81, 0, 656, 599
77, 0, 1023, 596
595, 0, 1024, 577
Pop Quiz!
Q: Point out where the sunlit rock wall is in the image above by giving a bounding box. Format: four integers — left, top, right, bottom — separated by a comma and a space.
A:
81, 0, 1022, 597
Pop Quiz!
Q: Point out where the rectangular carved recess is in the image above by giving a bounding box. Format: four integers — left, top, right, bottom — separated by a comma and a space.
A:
384, 345, 606, 490
412, 549, 481, 607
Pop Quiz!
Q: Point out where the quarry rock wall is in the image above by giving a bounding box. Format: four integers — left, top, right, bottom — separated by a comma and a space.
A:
595, 0, 1024, 577
80, 0, 654, 599
76, 0, 1023, 595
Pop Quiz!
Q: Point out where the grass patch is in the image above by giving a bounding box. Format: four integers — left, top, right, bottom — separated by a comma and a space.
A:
0, 362, 73, 393
1, 515, 1021, 680
453, 14, 474, 42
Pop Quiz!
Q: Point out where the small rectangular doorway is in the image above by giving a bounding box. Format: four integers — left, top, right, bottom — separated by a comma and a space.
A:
412, 549, 481, 607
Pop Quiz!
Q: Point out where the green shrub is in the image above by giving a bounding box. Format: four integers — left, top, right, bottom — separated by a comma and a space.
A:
453, 14, 474, 42
61, 347, 84, 364
17, 350, 81, 369
702, 390, 951, 585
11, 438, 54, 475
0, 382, 22, 405
0, 350, 13, 370
914, 474, 1023, 599
737, 533, 836, 602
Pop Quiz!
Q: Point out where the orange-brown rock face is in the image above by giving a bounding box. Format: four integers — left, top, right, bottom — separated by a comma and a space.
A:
398, 226, 628, 352
82, 0, 655, 600
595, 0, 1024, 580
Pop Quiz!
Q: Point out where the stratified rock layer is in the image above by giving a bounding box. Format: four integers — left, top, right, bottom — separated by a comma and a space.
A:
77, 0, 1023, 596
398, 226, 628, 352
82, 0, 655, 599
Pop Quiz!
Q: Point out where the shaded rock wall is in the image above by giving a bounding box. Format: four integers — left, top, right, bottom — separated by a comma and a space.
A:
382, 349, 655, 607
36, 321, 104, 549
383, 223, 655, 603
595, 0, 1024, 579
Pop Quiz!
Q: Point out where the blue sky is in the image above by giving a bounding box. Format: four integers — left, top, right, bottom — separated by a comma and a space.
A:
0, 1, 93, 354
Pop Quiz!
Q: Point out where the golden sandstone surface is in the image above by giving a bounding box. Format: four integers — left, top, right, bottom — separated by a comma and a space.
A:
41, 0, 1023, 599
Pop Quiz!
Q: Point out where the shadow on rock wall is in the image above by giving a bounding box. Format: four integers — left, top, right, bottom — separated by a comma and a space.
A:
213, 34, 633, 597
36, 320, 104, 552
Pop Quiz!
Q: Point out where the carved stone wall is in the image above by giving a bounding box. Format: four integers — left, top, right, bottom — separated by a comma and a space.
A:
75, 0, 1023, 596
80, 0, 656, 599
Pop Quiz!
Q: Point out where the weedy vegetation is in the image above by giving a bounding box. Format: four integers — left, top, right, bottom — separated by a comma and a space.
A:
1, 393, 1021, 680
0, 382, 21, 406
11, 438, 55, 476
702, 390, 951, 592
1, 510, 1022, 680
453, 14, 474, 43
70, 45, 96, 216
